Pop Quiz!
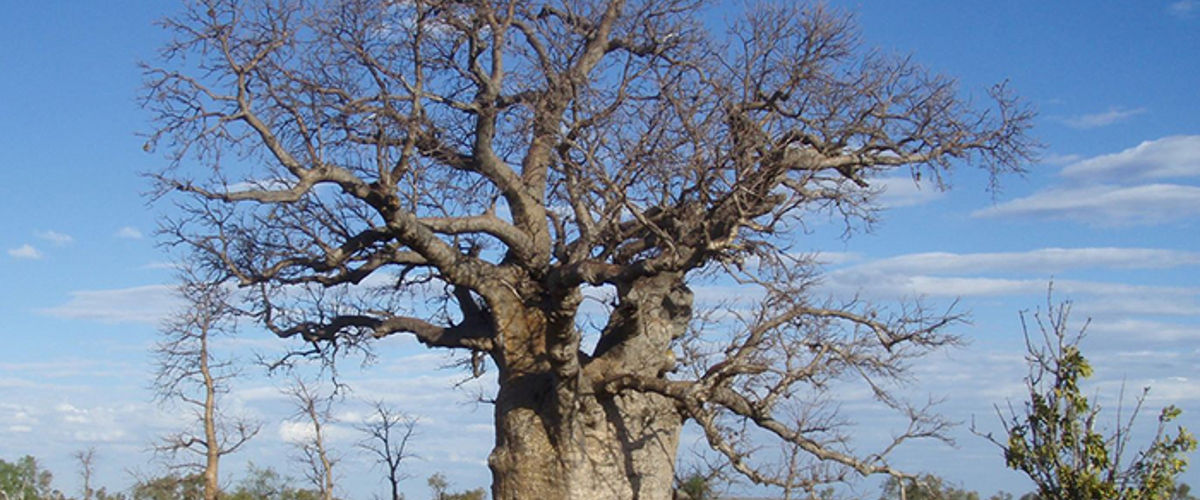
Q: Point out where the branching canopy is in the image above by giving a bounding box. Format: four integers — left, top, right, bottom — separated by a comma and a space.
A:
145, 0, 1035, 492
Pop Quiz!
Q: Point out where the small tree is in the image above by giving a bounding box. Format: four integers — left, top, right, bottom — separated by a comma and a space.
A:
427, 474, 486, 500
225, 464, 324, 500
0, 456, 60, 500
674, 473, 716, 500
130, 473, 205, 500
152, 264, 261, 500
285, 377, 339, 500
879, 475, 981, 500
1172, 484, 1198, 500
673, 462, 727, 500
977, 298, 1197, 500
355, 401, 418, 500
72, 447, 96, 500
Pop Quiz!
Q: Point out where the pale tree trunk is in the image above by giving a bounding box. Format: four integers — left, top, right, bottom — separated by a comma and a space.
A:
310, 408, 335, 500
489, 274, 692, 500
201, 332, 220, 500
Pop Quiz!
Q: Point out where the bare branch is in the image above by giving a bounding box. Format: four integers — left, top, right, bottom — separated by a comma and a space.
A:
355, 400, 419, 500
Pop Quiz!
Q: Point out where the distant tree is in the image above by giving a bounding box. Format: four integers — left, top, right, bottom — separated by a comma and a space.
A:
151, 264, 261, 500
879, 474, 980, 500
673, 463, 727, 500
225, 464, 324, 500
0, 456, 66, 500
130, 473, 205, 500
284, 377, 339, 500
144, 0, 1035, 498
674, 473, 716, 500
427, 474, 486, 500
72, 447, 96, 500
355, 401, 418, 500
92, 488, 128, 500
977, 298, 1198, 500
1172, 483, 1198, 500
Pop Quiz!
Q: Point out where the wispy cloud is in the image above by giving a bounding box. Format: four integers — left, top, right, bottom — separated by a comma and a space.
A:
820, 250, 1200, 326
973, 183, 1200, 225
1169, 0, 1199, 19
8, 244, 43, 260
36, 230, 74, 246
874, 175, 946, 208
277, 419, 358, 445
39, 284, 181, 324
974, 136, 1200, 225
114, 226, 144, 239
1060, 135, 1200, 181
1083, 318, 1200, 342
1061, 107, 1146, 129
53, 402, 133, 442
0, 402, 41, 435
839, 247, 1200, 276
1040, 153, 1083, 166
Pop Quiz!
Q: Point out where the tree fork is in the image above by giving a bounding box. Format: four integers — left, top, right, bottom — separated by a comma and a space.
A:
488, 273, 691, 500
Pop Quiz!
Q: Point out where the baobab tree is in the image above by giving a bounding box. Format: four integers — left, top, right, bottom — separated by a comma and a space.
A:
143, 0, 1035, 499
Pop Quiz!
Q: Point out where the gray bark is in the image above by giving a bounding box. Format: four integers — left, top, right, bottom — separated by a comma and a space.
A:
490, 275, 691, 500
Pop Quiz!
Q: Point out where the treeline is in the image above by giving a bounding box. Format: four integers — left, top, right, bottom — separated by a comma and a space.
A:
4, 297, 1198, 500
0, 456, 484, 500
877, 475, 1198, 500
670, 472, 1200, 500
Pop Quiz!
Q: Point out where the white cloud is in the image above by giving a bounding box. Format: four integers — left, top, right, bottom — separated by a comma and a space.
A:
36, 230, 74, 246
0, 360, 102, 379
73, 428, 128, 442
57, 402, 91, 424
822, 273, 1042, 299
115, 226, 144, 239
974, 136, 1200, 225
277, 419, 357, 445
52, 402, 135, 442
39, 284, 181, 324
820, 250, 1200, 320
1060, 135, 1200, 181
972, 183, 1200, 225
1070, 290, 1200, 319
0, 377, 37, 389
278, 420, 316, 443
7, 425, 32, 433
1061, 107, 1146, 129
842, 248, 1200, 276
0, 404, 40, 428
814, 251, 863, 267
1083, 318, 1200, 342
1039, 153, 1083, 166
874, 175, 946, 208
8, 244, 43, 260
1169, 0, 1199, 18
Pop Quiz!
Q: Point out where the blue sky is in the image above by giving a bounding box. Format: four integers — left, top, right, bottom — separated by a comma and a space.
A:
1, 1, 1198, 499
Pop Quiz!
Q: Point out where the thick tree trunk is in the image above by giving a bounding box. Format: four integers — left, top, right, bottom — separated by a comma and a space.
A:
490, 384, 682, 500
488, 274, 692, 500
